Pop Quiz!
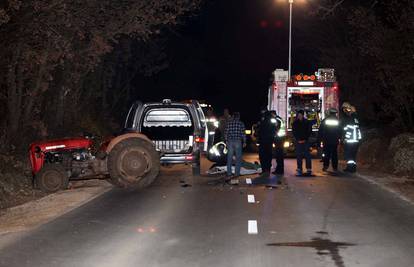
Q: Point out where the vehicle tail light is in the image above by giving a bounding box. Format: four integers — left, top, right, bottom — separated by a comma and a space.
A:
195, 137, 205, 143
186, 156, 194, 161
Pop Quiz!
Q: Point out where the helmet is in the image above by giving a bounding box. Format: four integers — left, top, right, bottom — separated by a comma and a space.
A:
342, 102, 352, 110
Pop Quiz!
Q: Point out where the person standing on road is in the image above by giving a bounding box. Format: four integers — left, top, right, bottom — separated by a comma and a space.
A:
341, 102, 362, 173
318, 108, 341, 172
224, 112, 246, 177
270, 110, 285, 175
292, 110, 312, 176
218, 108, 231, 142
258, 111, 277, 178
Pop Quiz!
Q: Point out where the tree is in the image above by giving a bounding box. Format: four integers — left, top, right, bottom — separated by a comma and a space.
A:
348, 0, 414, 130
308, 0, 414, 131
0, 0, 202, 149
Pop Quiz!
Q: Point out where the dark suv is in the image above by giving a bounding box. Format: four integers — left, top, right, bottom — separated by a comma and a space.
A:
124, 99, 208, 175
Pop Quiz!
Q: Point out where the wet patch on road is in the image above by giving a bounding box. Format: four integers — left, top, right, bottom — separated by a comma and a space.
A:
267, 237, 355, 267
315, 231, 329, 235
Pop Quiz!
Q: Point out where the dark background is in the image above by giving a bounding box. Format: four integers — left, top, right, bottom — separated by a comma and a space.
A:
2, 0, 412, 149
131, 0, 319, 126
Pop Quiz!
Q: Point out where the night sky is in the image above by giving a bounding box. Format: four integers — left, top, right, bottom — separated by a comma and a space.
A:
133, 0, 321, 126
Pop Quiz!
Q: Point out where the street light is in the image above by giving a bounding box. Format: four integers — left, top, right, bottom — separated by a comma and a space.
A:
288, 0, 293, 81
278, 0, 304, 80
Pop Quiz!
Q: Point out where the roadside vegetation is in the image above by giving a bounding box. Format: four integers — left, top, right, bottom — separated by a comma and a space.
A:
0, 0, 202, 208
310, 0, 414, 176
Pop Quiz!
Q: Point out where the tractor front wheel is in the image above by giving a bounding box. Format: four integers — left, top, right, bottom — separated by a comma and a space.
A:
35, 165, 69, 193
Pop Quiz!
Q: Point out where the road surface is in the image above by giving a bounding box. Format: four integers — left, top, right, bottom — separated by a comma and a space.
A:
1, 156, 414, 267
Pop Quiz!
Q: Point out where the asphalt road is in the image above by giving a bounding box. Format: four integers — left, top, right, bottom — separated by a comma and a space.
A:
1, 156, 414, 267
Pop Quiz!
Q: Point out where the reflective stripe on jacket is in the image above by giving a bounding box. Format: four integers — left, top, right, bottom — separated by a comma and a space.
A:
343, 116, 362, 143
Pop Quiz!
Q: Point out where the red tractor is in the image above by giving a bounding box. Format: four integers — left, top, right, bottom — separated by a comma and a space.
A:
29, 133, 160, 193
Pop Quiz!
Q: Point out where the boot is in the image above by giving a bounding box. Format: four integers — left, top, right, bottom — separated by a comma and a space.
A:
260, 171, 271, 178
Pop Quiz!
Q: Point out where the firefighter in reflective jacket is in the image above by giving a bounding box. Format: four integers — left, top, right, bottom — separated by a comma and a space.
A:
341, 102, 362, 172
318, 108, 341, 172
270, 111, 285, 175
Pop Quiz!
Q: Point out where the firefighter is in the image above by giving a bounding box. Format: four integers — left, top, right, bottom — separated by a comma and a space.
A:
341, 102, 362, 173
270, 110, 284, 175
318, 108, 341, 172
253, 108, 268, 144
258, 111, 277, 178
292, 110, 313, 176
319, 109, 331, 163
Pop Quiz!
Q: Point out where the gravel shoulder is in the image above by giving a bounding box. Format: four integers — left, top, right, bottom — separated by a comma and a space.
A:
357, 168, 414, 205
0, 180, 112, 236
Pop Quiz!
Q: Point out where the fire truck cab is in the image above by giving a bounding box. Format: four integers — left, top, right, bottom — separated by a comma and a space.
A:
268, 68, 339, 154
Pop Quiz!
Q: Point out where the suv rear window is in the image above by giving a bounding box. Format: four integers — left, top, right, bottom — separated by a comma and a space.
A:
143, 108, 192, 127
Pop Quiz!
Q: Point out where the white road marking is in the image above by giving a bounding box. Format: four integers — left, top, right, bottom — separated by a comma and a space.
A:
247, 195, 255, 203
248, 220, 258, 234
246, 178, 252, 184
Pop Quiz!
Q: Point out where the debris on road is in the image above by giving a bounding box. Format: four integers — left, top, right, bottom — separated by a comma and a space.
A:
265, 185, 278, 189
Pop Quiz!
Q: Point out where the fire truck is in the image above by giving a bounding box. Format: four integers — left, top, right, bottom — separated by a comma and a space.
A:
268, 68, 339, 154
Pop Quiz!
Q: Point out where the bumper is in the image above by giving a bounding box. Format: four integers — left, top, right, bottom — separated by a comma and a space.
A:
160, 153, 199, 164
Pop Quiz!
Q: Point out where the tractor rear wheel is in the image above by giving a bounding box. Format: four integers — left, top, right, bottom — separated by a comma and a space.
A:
35, 165, 69, 193
107, 138, 160, 189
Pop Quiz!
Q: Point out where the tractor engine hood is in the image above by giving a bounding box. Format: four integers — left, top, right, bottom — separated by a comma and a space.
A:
29, 137, 93, 153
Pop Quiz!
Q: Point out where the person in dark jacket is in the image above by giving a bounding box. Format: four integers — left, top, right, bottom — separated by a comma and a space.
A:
318, 108, 341, 172
292, 110, 312, 176
258, 111, 277, 177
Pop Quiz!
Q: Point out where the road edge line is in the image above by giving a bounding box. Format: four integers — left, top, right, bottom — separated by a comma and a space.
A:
356, 173, 414, 206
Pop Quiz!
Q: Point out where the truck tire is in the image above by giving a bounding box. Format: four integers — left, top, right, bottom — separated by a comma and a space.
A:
35, 165, 69, 193
107, 138, 160, 189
